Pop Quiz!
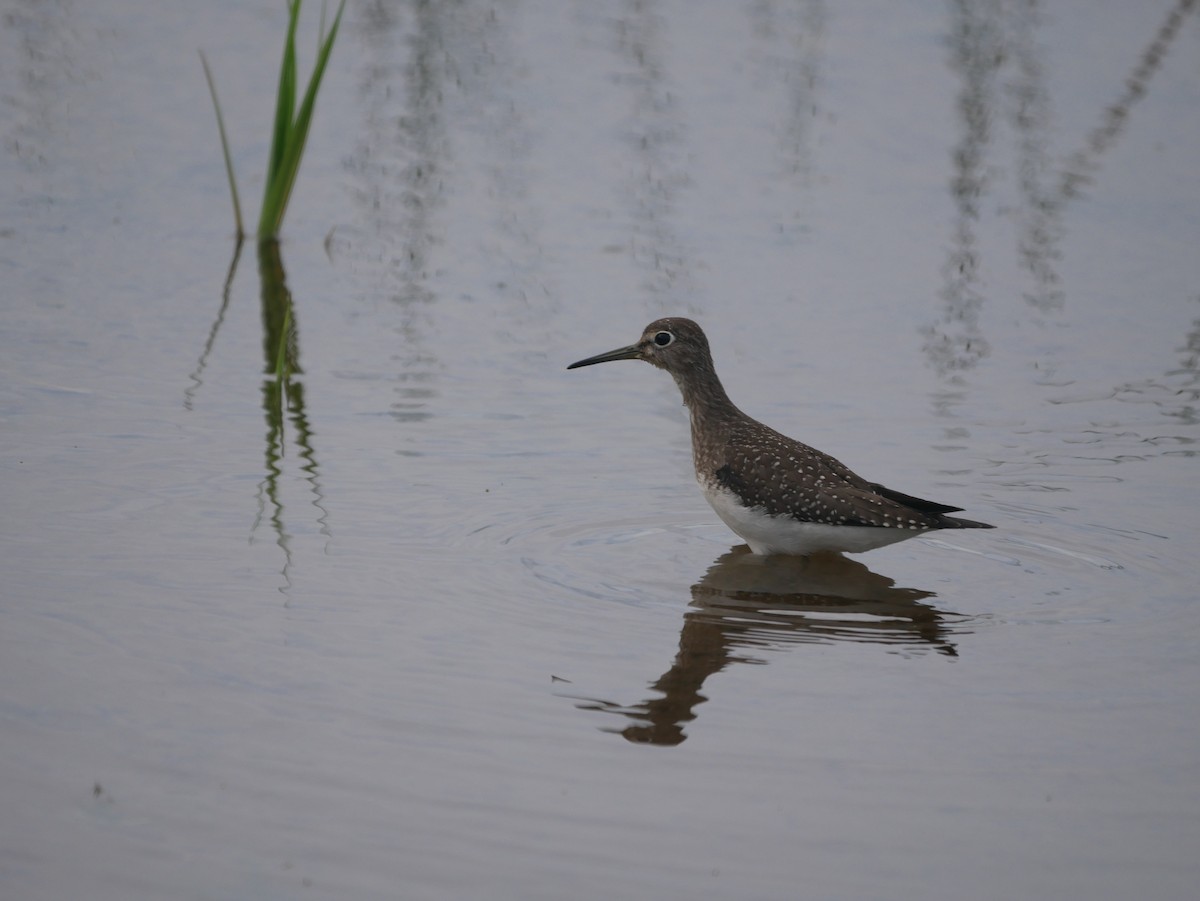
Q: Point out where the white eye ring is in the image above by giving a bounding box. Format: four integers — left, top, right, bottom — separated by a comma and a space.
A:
653, 331, 674, 347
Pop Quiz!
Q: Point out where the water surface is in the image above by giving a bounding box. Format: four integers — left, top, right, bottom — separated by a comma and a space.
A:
2, 1, 1198, 899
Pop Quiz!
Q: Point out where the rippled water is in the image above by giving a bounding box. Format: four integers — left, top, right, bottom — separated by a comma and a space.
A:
2, 1, 1198, 899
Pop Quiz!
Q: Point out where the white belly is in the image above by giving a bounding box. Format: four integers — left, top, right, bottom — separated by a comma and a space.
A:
702, 483, 922, 556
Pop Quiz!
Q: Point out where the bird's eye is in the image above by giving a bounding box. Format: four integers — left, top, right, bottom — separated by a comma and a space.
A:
654, 331, 674, 347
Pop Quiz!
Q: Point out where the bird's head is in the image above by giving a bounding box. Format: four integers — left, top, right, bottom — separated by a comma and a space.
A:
567, 318, 713, 376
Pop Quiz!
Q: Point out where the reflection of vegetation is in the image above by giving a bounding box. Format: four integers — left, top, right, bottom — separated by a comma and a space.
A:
1110, 295, 1200, 430
200, 0, 346, 240
613, 0, 693, 306
925, 0, 999, 376
184, 239, 242, 411
927, 0, 1197, 375
341, 0, 449, 420
1059, 0, 1197, 201
568, 550, 961, 746
185, 239, 329, 589
252, 240, 329, 582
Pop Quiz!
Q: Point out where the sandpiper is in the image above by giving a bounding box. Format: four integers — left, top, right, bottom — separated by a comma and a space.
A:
568, 317, 993, 556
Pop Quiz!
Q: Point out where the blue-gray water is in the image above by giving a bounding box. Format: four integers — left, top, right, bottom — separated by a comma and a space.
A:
2, 1, 1198, 899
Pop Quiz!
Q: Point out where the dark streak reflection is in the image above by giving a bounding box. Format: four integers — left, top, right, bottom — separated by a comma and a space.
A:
924, 0, 1000, 376
342, 0, 459, 424
380, 0, 446, 307
1169, 300, 1200, 427
1112, 294, 1200, 429
571, 548, 962, 746
747, 0, 827, 185
1007, 0, 1062, 314
2, 0, 81, 171
1058, 0, 1197, 202
613, 0, 694, 308
927, 0, 1197, 376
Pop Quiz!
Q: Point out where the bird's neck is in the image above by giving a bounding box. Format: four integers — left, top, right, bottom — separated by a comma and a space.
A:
671, 365, 741, 455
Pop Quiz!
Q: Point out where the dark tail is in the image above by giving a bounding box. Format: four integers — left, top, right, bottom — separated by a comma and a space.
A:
937, 514, 994, 530
870, 482, 993, 529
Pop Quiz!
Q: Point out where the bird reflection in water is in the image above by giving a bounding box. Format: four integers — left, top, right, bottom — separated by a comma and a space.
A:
570, 548, 966, 746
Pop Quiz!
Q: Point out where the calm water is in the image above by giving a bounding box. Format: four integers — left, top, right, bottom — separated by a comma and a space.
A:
2, 1, 1198, 899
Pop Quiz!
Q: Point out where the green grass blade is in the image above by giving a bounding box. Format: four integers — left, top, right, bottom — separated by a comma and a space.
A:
198, 49, 244, 237
274, 0, 301, 176
258, 0, 346, 238
259, 0, 303, 237
269, 0, 345, 235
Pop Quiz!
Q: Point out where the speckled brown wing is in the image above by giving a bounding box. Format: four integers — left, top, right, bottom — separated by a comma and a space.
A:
710, 423, 947, 529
